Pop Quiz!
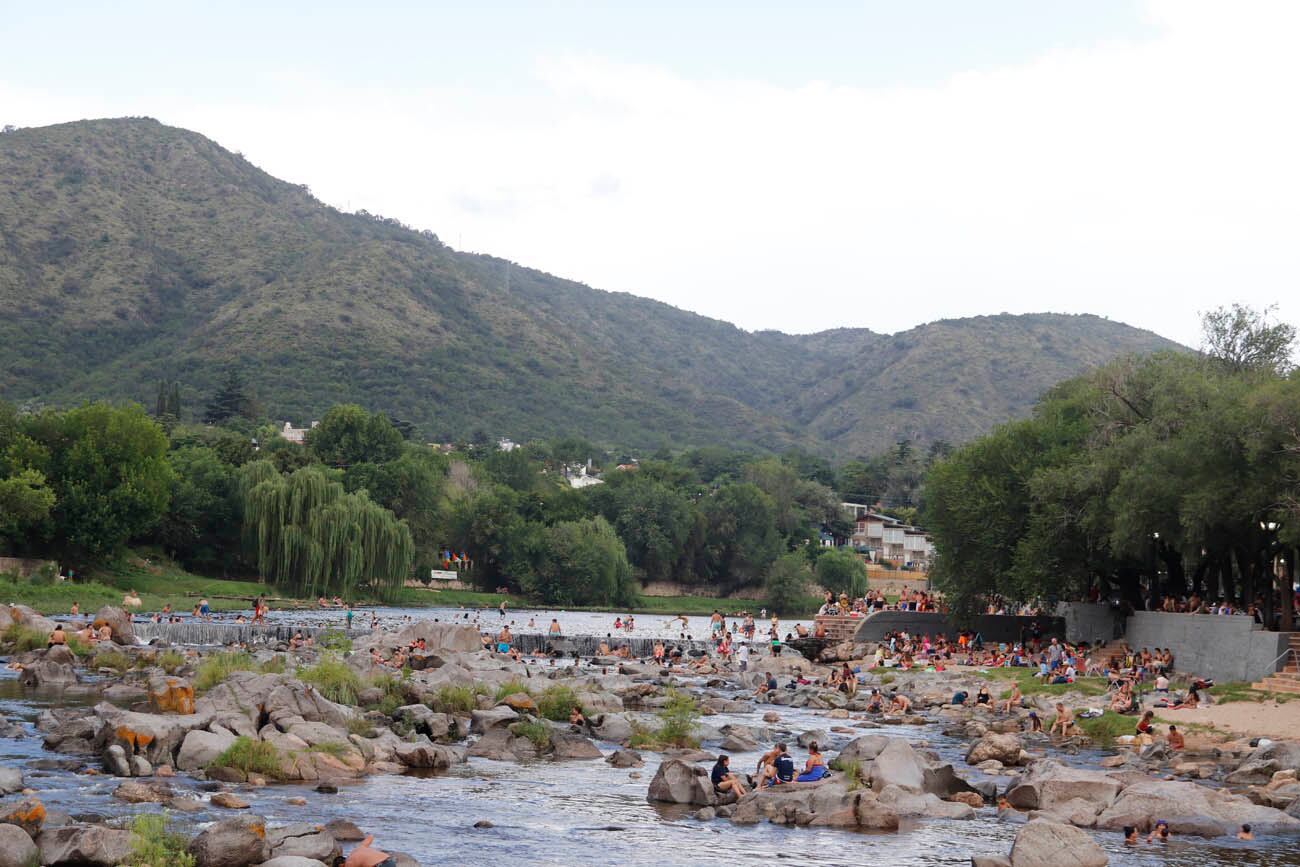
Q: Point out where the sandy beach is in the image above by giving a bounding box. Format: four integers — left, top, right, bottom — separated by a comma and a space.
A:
1163, 699, 1300, 740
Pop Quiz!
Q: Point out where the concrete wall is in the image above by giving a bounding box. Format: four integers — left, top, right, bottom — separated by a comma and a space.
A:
1124, 612, 1290, 683
1057, 602, 1126, 646
0, 557, 58, 578
852, 610, 1064, 644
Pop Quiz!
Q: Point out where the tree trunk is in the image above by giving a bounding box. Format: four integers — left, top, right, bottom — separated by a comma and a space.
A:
1280, 549, 1295, 634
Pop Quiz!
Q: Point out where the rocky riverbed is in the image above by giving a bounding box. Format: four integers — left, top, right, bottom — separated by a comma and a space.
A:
2, 602, 1300, 866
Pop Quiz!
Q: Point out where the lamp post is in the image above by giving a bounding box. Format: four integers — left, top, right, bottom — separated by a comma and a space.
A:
1260, 520, 1289, 632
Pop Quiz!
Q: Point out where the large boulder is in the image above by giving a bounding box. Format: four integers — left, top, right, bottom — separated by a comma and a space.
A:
1227, 741, 1300, 786
967, 732, 1024, 766
395, 706, 455, 741
1095, 779, 1300, 837
550, 733, 602, 760
646, 758, 722, 806
36, 825, 133, 867
876, 785, 976, 819
265, 683, 356, 730
1007, 819, 1108, 867
0, 798, 46, 836
0, 823, 39, 867
19, 648, 78, 688
355, 621, 481, 656
869, 738, 927, 794
177, 729, 238, 772
267, 824, 341, 863
590, 713, 633, 744
470, 706, 518, 734
835, 734, 891, 764
94, 703, 212, 766
187, 815, 272, 867
148, 675, 197, 715
91, 605, 134, 645
0, 767, 23, 795
394, 741, 467, 769
1005, 761, 1122, 812
728, 777, 898, 829
7, 605, 55, 635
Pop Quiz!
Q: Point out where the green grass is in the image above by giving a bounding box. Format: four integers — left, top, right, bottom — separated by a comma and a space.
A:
296, 655, 362, 705
1074, 711, 1133, 747
0, 624, 49, 653
127, 812, 196, 867
979, 667, 1109, 698
65, 634, 93, 658
156, 649, 186, 674
193, 651, 260, 692
630, 689, 704, 749
431, 684, 483, 714
1205, 681, 1300, 705
91, 649, 133, 675
537, 684, 583, 722
509, 718, 552, 751
346, 717, 376, 737
829, 757, 865, 791
316, 629, 353, 653
210, 736, 284, 779
306, 741, 351, 759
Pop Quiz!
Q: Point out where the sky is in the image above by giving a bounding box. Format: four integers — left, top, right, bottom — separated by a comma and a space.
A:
3, 0, 1298, 346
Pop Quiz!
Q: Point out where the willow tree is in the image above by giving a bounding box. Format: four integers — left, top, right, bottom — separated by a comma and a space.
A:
240, 463, 413, 600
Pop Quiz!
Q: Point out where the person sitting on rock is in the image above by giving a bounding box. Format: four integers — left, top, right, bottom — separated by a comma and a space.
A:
339, 835, 394, 867
756, 742, 795, 787
999, 683, 1022, 714
47, 624, 67, 648
888, 693, 912, 714
711, 754, 748, 797
1135, 710, 1155, 738
975, 686, 992, 707
1049, 703, 1075, 737
1024, 711, 1043, 733
866, 689, 884, 713
795, 742, 828, 782
1166, 725, 1185, 750
568, 705, 586, 728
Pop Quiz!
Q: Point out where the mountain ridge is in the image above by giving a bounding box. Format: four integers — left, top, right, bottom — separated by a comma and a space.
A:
0, 117, 1181, 456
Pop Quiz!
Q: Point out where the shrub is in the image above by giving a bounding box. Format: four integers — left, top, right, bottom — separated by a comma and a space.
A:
210, 736, 284, 779
92, 649, 132, 675
537, 684, 582, 722
306, 741, 349, 759
259, 655, 287, 674
317, 629, 352, 653
65, 634, 93, 658
157, 650, 186, 674
509, 719, 551, 751
627, 721, 660, 749
829, 757, 865, 790
346, 717, 376, 737
1075, 711, 1132, 747
432, 685, 478, 714
127, 812, 196, 867
296, 655, 361, 705
1, 624, 48, 653
493, 680, 531, 703
193, 652, 258, 692
655, 689, 700, 748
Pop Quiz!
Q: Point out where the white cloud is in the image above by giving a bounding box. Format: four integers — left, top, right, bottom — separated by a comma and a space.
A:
4, 0, 1298, 346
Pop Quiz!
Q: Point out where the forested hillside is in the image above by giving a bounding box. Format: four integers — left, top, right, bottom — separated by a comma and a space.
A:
0, 118, 1179, 456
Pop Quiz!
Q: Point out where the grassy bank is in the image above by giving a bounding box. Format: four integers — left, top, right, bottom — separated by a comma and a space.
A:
977, 667, 1110, 698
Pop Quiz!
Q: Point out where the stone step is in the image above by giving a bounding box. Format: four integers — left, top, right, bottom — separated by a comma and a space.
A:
1252, 678, 1300, 695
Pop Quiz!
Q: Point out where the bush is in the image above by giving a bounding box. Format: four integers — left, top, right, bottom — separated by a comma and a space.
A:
432, 684, 479, 714
1075, 711, 1132, 747
346, 717, 376, 737
509, 719, 551, 751
259, 654, 287, 674
829, 757, 865, 790
317, 629, 352, 653
537, 684, 582, 722
296, 655, 361, 705
627, 721, 660, 749
655, 689, 700, 748
65, 634, 93, 658
193, 651, 258, 692
493, 680, 531, 703
210, 736, 284, 779
765, 552, 812, 617
92, 649, 132, 674
128, 812, 196, 867
30, 563, 59, 587
1, 624, 48, 653
156, 649, 187, 674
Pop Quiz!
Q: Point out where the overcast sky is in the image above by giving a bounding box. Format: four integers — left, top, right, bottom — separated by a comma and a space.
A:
4, 0, 1298, 346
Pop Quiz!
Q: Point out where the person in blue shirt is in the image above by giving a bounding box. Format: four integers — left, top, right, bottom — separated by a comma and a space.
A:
757, 742, 796, 787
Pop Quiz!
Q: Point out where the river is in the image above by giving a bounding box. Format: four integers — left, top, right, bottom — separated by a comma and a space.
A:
2, 606, 1296, 866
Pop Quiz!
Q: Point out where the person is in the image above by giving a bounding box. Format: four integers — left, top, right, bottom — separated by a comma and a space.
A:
737, 641, 750, 673
568, 705, 586, 727
757, 743, 795, 787
1136, 710, 1155, 737
951, 690, 969, 706
549, 618, 562, 635
1154, 673, 1169, 693
1167, 724, 1185, 750
1173, 684, 1200, 709
345, 605, 353, 630
1025, 711, 1043, 733
1237, 823, 1253, 841
866, 689, 884, 713
496, 625, 512, 654
48, 623, 67, 647
1123, 826, 1138, 844
888, 693, 911, 714
340, 835, 394, 867
975, 685, 991, 707
755, 673, 779, 697
1000, 683, 1022, 714
711, 754, 748, 796
69, 601, 79, 617
1050, 703, 1074, 737
1147, 819, 1171, 842
795, 742, 828, 782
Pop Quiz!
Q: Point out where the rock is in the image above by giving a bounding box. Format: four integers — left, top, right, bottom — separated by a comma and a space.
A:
148, 675, 196, 714
353, 621, 481, 656
551, 733, 603, 760
187, 815, 271, 867
695, 806, 716, 821
836, 734, 890, 764
0, 798, 46, 835
762, 712, 780, 723
323, 819, 364, 841
315, 784, 338, 794
113, 780, 173, 804
94, 703, 213, 766
590, 714, 633, 744
256, 859, 327, 867
473, 820, 493, 829
971, 857, 1013, 867
470, 706, 518, 734
394, 741, 466, 769
0, 767, 23, 795
177, 729, 238, 772
1005, 761, 1122, 812
719, 734, 758, 752
395, 706, 453, 740
797, 729, 830, 748
1033, 796, 1103, 828
967, 733, 1024, 766
19, 651, 78, 688
102, 744, 131, 777
212, 792, 251, 809
498, 692, 538, 713
91, 605, 135, 645
1095, 779, 1300, 837
1098, 755, 1128, 769
646, 758, 724, 806
869, 739, 927, 794
1227, 741, 1300, 786
605, 749, 644, 768
36, 825, 133, 866
1007, 818, 1108, 867
267, 823, 341, 863
950, 791, 985, 808
0, 823, 39, 867
877, 785, 976, 819
388, 854, 419, 867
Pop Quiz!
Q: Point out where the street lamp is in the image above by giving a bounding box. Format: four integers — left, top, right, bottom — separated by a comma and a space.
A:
1261, 520, 1281, 532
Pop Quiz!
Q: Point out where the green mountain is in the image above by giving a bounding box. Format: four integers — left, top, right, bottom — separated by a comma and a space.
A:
0, 118, 1180, 457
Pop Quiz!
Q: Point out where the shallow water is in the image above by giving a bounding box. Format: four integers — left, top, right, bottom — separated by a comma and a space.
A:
2, 611, 1298, 866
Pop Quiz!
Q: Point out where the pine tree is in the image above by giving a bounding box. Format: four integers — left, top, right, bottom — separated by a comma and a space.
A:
204, 370, 252, 424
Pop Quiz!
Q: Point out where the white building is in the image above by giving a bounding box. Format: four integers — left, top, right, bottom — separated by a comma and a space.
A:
279, 421, 318, 445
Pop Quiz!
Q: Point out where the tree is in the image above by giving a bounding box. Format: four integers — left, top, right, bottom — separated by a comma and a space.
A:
1201, 303, 1296, 375
155, 446, 241, 574
0, 468, 56, 547
344, 447, 447, 577
203, 370, 255, 424
307, 405, 403, 467
590, 477, 695, 583
33, 403, 174, 560
815, 547, 867, 598
527, 516, 636, 607
765, 552, 811, 616
700, 483, 782, 590
241, 462, 413, 599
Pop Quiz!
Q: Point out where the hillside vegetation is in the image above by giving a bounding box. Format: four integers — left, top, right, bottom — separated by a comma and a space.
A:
0, 118, 1178, 456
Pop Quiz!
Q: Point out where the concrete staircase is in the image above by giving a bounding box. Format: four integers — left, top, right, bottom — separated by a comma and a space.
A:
1252, 633, 1300, 694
